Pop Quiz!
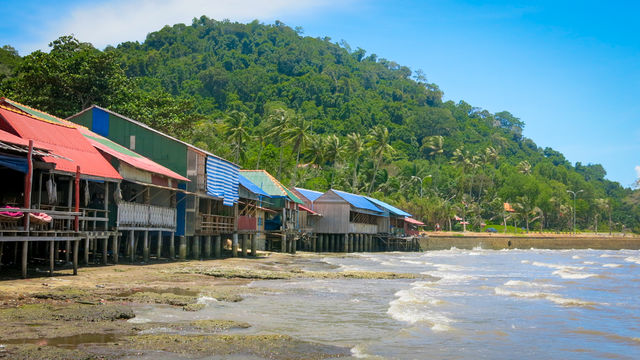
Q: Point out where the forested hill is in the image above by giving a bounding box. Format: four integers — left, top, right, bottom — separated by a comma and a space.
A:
1, 16, 639, 232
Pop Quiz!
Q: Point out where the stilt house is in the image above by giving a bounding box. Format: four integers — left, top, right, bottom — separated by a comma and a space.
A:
68, 106, 240, 260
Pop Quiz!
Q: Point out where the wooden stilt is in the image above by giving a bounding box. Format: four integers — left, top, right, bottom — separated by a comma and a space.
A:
214, 235, 221, 258
65, 240, 70, 263
241, 234, 247, 257
204, 235, 211, 258
251, 234, 257, 257
102, 237, 108, 265
169, 232, 175, 259
73, 240, 79, 275
22, 241, 29, 278
113, 234, 119, 264
84, 237, 90, 265
179, 236, 187, 260
193, 236, 200, 259
232, 233, 238, 257
49, 240, 54, 276
143, 231, 149, 263
130, 230, 135, 263
156, 231, 162, 259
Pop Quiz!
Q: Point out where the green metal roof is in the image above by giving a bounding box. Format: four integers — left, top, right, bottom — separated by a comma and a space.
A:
240, 170, 304, 204
3, 99, 67, 125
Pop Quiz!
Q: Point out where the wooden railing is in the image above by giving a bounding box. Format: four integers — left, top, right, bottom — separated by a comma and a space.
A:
117, 201, 176, 230
197, 213, 234, 234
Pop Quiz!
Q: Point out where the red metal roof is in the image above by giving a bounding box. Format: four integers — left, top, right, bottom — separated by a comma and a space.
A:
0, 128, 31, 147
0, 106, 122, 180
404, 217, 425, 226
77, 127, 188, 182
299, 205, 321, 216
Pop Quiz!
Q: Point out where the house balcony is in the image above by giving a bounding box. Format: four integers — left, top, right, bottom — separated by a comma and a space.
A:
117, 201, 176, 230
196, 213, 234, 235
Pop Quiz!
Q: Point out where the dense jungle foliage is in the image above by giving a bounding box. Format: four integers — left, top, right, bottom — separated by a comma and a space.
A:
1, 17, 639, 233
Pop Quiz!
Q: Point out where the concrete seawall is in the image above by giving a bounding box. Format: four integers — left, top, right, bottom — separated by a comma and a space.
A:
419, 235, 640, 251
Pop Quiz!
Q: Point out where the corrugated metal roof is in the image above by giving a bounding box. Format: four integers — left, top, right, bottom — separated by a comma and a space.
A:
0, 105, 122, 180
294, 187, 324, 202
78, 127, 189, 182
405, 217, 424, 225
332, 189, 382, 213
239, 174, 270, 197
365, 196, 412, 217
71, 105, 238, 167
240, 170, 304, 204
1, 99, 189, 183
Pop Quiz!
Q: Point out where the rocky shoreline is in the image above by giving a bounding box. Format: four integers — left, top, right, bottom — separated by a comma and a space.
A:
0, 252, 426, 359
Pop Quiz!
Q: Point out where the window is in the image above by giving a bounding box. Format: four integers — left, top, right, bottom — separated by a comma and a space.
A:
129, 135, 136, 150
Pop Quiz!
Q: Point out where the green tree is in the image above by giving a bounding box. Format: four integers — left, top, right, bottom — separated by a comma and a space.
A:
367, 125, 394, 195
345, 132, 365, 192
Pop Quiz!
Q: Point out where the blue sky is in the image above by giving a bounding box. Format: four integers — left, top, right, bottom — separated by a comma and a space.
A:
1, 0, 638, 186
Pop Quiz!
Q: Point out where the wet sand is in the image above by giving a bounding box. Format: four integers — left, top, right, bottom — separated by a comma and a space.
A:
0, 252, 422, 359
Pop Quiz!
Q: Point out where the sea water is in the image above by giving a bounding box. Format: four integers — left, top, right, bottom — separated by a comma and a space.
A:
133, 248, 640, 359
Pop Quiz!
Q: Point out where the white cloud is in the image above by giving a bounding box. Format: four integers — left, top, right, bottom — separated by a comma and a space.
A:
25, 0, 352, 51
636, 165, 640, 179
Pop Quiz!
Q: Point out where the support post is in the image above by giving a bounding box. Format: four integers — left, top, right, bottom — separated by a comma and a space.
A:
49, 241, 54, 276
179, 236, 187, 260
204, 235, 211, 258
312, 234, 317, 252
214, 235, 221, 258
156, 231, 162, 259
232, 233, 238, 257
113, 233, 119, 264
65, 240, 70, 263
169, 232, 175, 259
291, 236, 297, 254
84, 237, 90, 265
251, 234, 257, 257
343, 234, 348, 253
129, 230, 135, 263
103, 237, 108, 265
193, 236, 201, 259
241, 234, 248, 257
73, 240, 79, 275
143, 231, 149, 263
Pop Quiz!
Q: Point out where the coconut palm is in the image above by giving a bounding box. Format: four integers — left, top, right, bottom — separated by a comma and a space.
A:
283, 115, 312, 186
513, 195, 542, 233
422, 135, 444, 158
517, 160, 532, 175
325, 134, 342, 187
306, 135, 326, 171
367, 125, 394, 195
223, 110, 252, 164
267, 108, 292, 179
345, 132, 365, 192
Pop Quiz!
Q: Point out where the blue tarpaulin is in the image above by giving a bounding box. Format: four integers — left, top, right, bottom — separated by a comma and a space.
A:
295, 187, 323, 202
332, 189, 382, 213
365, 196, 412, 217
0, 153, 28, 173
205, 155, 239, 206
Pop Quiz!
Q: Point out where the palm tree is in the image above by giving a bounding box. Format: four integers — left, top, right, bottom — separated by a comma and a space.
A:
345, 133, 365, 192
367, 125, 394, 195
513, 195, 541, 233
306, 135, 326, 172
267, 108, 292, 179
283, 116, 312, 186
594, 198, 612, 234
224, 110, 251, 164
325, 134, 342, 187
517, 160, 532, 175
422, 135, 444, 158
254, 125, 268, 170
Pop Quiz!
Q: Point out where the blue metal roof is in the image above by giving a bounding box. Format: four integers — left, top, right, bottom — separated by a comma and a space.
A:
205, 155, 239, 206
239, 174, 270, 197
332, 189, 382, 213
295, 187, 324, 202
365, 196, 412, 217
